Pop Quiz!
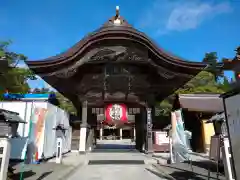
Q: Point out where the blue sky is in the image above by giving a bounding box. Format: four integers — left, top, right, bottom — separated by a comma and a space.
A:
1, 0, 240, 89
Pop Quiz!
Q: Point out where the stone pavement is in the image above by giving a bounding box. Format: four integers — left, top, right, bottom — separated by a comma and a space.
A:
152, 152, 210, 165
65, 151, 167, 180
8, 140, 226, 180
65, 139, 167, 180
152, 161, 225, 180
67, 164, 168, 180
9, 152, 86, 180
151, 152, 226, 180
9, 162, 71, 180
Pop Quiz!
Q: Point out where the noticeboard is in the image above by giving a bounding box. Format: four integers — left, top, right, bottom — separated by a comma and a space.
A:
155, 131, 169, 145
223, 93, 240, 180
209, 136, 221, 161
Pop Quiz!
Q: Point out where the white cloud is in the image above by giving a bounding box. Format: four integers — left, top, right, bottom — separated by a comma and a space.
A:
137, 0, 232, 35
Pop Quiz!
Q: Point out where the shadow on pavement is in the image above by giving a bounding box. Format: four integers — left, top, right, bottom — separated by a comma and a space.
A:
187, 161, 224, 174
88, 160, 145, 165
146, 168, 173, 180
169, 171, 208, 180
36, 171, 53, 180
152, 154, 169, 160
9, 170, 36, 180
156, 163, 225, 180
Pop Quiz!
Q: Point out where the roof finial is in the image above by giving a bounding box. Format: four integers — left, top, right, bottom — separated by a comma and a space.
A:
114, 6, 121, 25
116, 6, 120, 17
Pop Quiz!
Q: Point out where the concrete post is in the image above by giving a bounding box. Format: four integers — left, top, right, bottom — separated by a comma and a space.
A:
0, 137, 11, 180
56, 137, 63, 164
100, 127, 103, 140
133, 127, 136, 140
86, 128, 94, 151
119, 128, 123, 140
79, 101, 88, 154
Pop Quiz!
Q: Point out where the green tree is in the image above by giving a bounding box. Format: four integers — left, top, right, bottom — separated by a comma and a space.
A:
177, 71, 225, 94
30, 87, 77, 114
203, 52, 223, 81
55, 93, 77, 114
157, 52, 232, 117
157, 70, 229, 117
0, 41, 36, 99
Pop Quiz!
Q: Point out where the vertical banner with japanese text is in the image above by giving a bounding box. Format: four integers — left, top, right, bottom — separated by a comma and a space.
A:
171, 109, 189, 163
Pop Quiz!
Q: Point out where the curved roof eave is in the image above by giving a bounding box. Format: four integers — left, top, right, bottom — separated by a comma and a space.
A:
26, 22, 208, 72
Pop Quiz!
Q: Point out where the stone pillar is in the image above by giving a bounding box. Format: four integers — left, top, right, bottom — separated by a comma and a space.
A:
100, 127, 103, 140
146, 107, 153, 154
133, 126, 136, 140
0, 138, 11, 180
119, 128, 123, 140
79, 101, 88, 153
86, 128, 94, 151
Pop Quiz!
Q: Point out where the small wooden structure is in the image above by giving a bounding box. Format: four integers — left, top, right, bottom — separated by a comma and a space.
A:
0, 109, 26, 179
0, 109, 26, 138
173, 94, 223, 153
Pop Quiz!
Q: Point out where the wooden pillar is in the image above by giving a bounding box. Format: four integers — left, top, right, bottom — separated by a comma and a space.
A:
79, 101, 88, 153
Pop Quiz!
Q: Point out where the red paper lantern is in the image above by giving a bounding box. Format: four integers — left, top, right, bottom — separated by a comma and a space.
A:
105, 104, 128, 125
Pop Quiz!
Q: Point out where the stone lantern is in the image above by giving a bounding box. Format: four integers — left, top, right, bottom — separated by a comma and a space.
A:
0, 109, 26, 180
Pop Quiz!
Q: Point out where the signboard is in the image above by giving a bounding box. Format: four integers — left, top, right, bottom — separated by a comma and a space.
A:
155, 131, 168, 145
147, 108, 152, 138
223, 93, 240, 179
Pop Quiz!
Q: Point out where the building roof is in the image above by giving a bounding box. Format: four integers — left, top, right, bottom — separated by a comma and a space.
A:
25, 7, 239, 106
3, 93, 57, 101
25, 7, 238, 73
0, 109, 26, 123
178, 94, 224, 112
26, 15, 209, 73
